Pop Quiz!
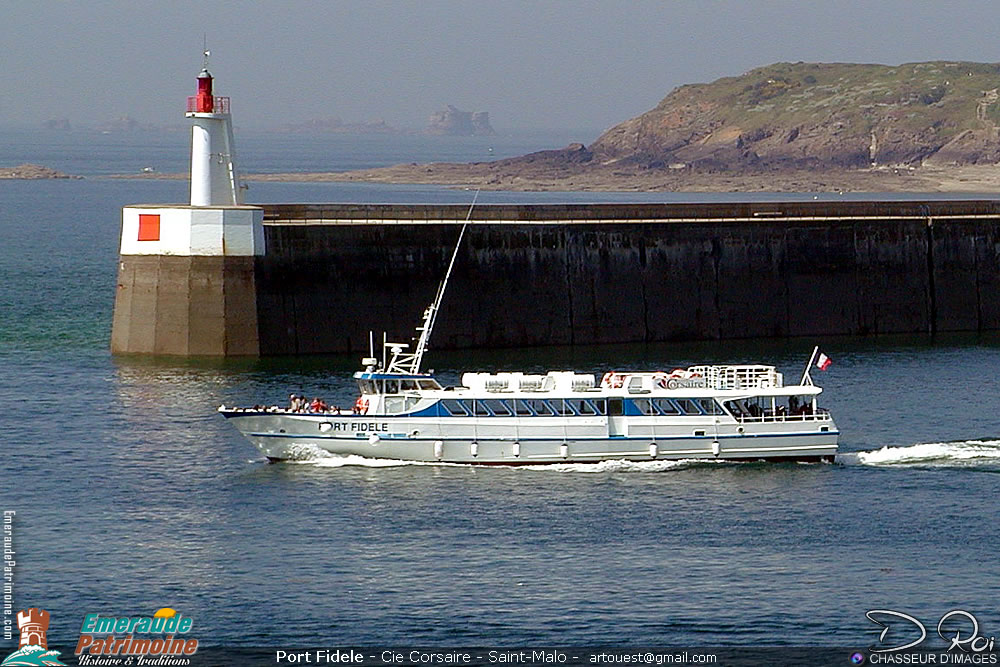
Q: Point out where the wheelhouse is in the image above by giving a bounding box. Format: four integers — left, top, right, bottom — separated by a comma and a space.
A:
354, 372, 442, 396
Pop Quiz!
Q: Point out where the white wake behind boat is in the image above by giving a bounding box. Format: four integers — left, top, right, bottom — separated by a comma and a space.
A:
220, 195, 838, 464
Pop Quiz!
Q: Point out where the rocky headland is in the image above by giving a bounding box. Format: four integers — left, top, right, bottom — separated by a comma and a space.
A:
288, 61, 1000, 191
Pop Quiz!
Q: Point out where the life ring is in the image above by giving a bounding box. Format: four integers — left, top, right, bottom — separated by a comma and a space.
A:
669, 368, 686, 379
354, 397, 369, 414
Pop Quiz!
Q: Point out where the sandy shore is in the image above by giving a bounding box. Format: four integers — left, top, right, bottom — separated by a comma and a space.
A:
111, 163, 1000, 193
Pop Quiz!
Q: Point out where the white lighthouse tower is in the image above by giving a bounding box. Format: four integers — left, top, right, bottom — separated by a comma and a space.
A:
187, 54, 243, 206
111, 55, 264, 356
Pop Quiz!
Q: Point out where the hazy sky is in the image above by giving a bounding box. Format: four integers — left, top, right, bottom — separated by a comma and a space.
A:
5, 1, 1000, 135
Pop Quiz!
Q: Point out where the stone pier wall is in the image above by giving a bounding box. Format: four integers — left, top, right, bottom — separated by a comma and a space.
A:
112, 255, 259, 356
251, 201, 1000, 355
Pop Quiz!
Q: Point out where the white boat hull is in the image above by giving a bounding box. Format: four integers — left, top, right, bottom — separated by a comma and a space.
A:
221, 411, 838, 464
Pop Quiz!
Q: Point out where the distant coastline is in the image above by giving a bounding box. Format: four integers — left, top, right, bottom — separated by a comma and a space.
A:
0, 163, 81, 179
110, 162, 1000, 193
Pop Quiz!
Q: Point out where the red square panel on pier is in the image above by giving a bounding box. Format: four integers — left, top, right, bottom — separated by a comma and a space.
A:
137, 214, 160, 241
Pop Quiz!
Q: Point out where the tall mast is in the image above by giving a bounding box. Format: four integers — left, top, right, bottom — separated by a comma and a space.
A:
385, 191, 479, 374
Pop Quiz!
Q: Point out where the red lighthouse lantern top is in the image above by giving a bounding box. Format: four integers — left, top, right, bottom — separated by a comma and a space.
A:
196, 68, 214, 113
185, 50, 229, 115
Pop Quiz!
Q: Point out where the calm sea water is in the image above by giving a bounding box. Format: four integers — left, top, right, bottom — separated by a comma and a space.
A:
1, 129, 1000, 659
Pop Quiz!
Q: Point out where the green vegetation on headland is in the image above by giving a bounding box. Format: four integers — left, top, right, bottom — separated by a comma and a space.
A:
590, 60, 1000, 170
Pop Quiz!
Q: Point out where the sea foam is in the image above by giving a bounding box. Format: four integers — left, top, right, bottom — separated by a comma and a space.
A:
839, 439, 1000, 467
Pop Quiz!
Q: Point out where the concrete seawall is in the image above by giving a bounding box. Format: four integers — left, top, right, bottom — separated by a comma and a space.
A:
250, 200, 1000, 355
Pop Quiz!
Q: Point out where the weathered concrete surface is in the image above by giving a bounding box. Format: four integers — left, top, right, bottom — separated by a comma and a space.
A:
111, 255, 259, 355
252, 201, 1000, 354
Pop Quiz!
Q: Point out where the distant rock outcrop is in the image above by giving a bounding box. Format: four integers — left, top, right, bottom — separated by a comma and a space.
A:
426, 105, 496, 136
590, 61, 1000, 170
0, 164, 80, 179
97, 116, 142, 133
43, 118, 72, 131
276, 117, 402, 134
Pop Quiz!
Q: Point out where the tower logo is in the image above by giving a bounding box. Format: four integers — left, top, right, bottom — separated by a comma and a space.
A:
1, 608, 65, 666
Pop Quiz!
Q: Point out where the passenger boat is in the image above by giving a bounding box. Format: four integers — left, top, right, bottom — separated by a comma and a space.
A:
219, 311, 839, 464
220, 196, 838, 464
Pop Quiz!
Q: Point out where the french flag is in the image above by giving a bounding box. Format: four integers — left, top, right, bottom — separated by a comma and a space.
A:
816, 352, 832, 371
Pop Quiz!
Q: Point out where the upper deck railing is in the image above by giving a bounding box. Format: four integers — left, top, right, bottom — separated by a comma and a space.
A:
599, 366, 784, 392
186, 96, 230, 114
686, 365, 784, 390
735, 409, 833, 424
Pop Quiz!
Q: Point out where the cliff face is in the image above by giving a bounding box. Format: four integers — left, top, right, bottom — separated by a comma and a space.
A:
426, 105, 497, 136
590, 61, 1000, 170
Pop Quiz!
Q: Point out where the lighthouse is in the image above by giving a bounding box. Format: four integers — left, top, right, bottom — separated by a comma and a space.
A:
111, 56, 264, 356
187, 63, 242, 206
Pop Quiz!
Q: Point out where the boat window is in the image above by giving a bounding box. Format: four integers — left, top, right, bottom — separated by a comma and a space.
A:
384, 396, 419, 414
723, 400, 746, 417
441, 399, 469, 416
742, 398, 765, 417
358, 380, 377, 395
400, 380, 420, 391
674, 398, 702, 414
652, 398, 680, 415
627, 376, 645, 392
590, 399, 607, 415
524, 399, 554, 416
633, 398, 656, 416
418, 379, 441, 390
549, 399, 576, 416
482, 399, 511, 416
566, 398, 597, 415
698, 398, 723, 415
385, 379, 401, 394
512, 399, 534, 416
471, 400, 492, 416
607, 398, 623, 416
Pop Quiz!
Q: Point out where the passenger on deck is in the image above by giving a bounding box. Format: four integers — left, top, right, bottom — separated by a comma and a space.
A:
310, 397, 328, 412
